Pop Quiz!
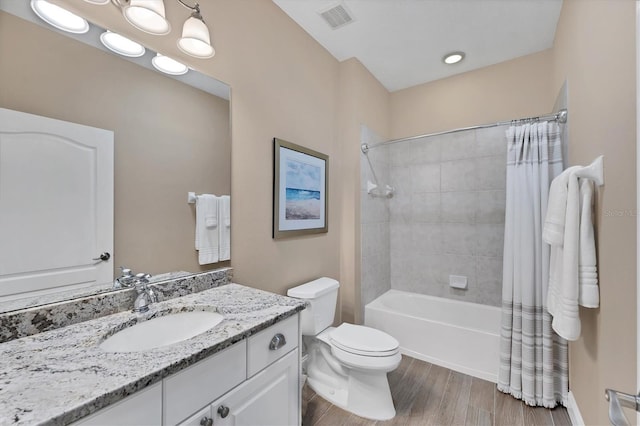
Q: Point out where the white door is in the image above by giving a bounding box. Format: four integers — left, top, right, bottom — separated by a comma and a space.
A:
0, 108, 113, 299
213, 349, 299, 426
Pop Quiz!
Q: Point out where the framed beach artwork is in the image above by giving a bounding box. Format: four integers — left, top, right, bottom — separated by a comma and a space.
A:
273, 138, 328, 239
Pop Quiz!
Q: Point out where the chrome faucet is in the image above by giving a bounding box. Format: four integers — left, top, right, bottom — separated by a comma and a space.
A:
113, 267, 137, 289
132, 273, 157, 313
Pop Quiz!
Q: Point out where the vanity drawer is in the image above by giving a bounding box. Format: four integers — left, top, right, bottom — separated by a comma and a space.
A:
246, 314, 298, 377
164, 341, 246, 425
74, 382, 162, 425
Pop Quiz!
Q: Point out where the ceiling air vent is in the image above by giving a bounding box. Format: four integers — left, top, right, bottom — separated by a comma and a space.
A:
319, 3, 355, 30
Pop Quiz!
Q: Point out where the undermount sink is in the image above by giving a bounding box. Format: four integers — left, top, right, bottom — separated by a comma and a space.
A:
100, 311, 224, 353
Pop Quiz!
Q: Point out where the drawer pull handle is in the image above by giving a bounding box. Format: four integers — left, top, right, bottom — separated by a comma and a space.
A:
200, 416, 213, 426
269, 333, 287, 350
217, 405, 230, 418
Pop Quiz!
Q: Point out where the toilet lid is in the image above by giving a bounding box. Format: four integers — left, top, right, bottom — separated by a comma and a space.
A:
329, 323, 399, 357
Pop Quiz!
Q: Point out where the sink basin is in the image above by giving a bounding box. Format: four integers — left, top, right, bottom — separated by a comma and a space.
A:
100, 311, 224, 352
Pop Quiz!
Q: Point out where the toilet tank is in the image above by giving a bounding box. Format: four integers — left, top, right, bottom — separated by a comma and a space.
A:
287, 277, 339, 336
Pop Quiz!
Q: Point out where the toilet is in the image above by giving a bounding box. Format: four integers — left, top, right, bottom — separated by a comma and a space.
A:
287, 277, 401, 421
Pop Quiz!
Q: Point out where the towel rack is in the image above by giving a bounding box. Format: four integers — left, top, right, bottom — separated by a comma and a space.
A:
187, 192, 198, 204
574, 155, 604, 186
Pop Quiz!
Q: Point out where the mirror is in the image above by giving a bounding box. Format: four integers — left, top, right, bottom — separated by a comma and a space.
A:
0, 3, 231, 313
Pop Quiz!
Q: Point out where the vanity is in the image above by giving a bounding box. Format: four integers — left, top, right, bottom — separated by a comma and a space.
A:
0, 281, 306, 426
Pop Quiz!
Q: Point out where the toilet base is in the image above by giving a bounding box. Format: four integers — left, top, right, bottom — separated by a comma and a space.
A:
306, 339, 397, 421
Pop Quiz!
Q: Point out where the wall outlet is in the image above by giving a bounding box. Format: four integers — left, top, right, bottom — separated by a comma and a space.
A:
449, 275, 468, 290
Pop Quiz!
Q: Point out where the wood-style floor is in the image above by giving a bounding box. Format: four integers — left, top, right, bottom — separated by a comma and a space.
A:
302, 355, 572, 426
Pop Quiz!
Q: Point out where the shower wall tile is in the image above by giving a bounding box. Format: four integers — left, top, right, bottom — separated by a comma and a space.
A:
362, 222, 389, 259
390, 166, 413, 197
361, 192, 390, 224
475, 223, 505, 258
412, 138, 441, 164
441, 223, 476, 255
437, 254, 477, 288
412, 192, 441, 223
476, 126, 508, 158
476, 190, 506, 224
411, 163, 440, 193
440, 130, 477, 161
413, 223, 442, 254
441, 159, 476, 192
369, 125, 507, 307
476, 256, 503, 306
389, 142, 413, 167
475, 155, 507, 190
441, 191, 477, 223
362, 252, 391, 307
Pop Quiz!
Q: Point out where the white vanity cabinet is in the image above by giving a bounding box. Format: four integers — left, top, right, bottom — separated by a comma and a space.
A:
74, 313, 300, 426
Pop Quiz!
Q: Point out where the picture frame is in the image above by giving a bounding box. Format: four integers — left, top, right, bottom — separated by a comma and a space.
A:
273, 138, 328, 239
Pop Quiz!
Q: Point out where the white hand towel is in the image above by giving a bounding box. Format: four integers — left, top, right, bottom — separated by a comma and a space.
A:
543, 166, 581, 246
219, 195, 231, 261
578, 178, 599, 308
547, 170, 581, 340
195, 194, 219, 265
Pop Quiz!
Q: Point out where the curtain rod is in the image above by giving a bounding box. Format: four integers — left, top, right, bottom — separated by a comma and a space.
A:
361, 109, 568, 154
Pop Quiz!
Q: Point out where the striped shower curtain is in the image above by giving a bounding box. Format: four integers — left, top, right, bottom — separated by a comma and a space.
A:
497, 121, 569, 408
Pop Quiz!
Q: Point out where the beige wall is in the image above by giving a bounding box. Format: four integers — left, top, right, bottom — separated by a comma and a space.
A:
0, 12, 231, 277
337, 58, 390, 324
390, 49, 554, 138
551, 1, 637, 424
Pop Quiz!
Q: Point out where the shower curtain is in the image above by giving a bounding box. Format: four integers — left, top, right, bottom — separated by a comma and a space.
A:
498, 121, 569, 408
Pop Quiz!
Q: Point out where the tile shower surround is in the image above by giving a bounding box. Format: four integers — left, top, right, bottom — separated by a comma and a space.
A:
360, 126, 391, 310
363, 126, 507, 307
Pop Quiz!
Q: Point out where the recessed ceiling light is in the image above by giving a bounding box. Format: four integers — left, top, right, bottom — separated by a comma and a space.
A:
100, 31, 146, 57
151, 54, 189, 75
30, 0, 90, 34
443, 51, 465, 65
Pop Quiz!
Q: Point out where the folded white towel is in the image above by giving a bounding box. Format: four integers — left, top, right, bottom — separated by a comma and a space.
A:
219, 195, 231, 261
578, 179, 599, 308
543, 166, 581, 246
196, 194, 219, 265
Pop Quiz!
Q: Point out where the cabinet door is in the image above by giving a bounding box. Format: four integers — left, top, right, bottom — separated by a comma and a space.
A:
73, 382, 161, 426
213, 349, 299, 426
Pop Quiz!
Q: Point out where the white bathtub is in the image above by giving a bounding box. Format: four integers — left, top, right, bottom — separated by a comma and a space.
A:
364, 289, 501, 383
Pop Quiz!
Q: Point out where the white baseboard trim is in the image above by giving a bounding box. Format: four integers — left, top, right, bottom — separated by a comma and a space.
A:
567, 391, 585, 426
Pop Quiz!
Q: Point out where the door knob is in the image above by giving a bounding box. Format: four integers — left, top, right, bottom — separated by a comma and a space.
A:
92, 252, 111, 262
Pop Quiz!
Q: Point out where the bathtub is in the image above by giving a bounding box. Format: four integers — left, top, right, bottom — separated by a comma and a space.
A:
364, 289, 501, 383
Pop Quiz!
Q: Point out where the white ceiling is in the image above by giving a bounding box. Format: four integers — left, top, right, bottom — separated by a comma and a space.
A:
272, 0, 563, 92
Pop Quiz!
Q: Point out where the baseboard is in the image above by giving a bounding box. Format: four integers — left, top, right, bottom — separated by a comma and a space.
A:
567, 391, 584, 426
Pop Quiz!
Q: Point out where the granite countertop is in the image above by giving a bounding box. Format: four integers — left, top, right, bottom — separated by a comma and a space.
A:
0, 284, 306, 426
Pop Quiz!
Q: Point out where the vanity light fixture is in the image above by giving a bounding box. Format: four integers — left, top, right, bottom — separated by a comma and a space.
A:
443, 51, 465, 65
30, 0, 90, 34
177, 2, 215, 59
97, 0, 215, 59
152, 53, 189, 75
120, 0, 171, 35
100, 30, 146, 57
83, 0, 110, 4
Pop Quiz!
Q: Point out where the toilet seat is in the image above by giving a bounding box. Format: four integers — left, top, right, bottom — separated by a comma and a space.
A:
329, 323, 399, 357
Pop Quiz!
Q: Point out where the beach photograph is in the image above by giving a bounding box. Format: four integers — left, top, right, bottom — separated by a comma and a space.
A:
285, 159, 321, 220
